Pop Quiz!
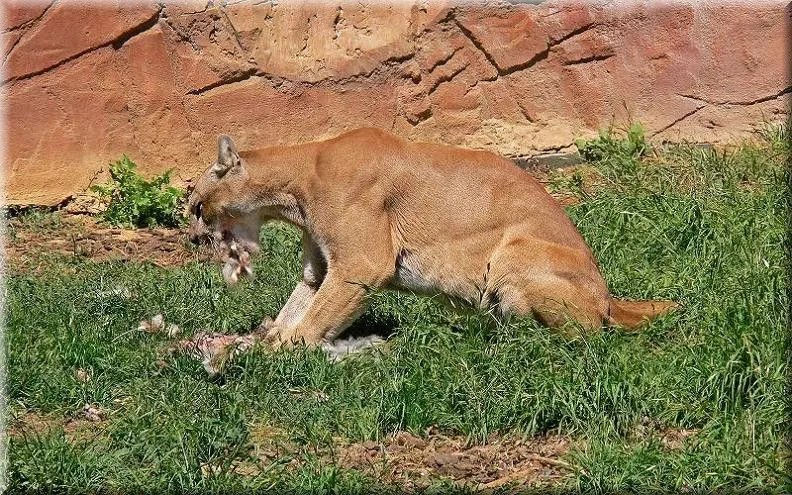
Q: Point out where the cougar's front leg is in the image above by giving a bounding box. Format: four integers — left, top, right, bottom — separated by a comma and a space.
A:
266, 236, 394, 348
266, 267, 373, 348
258, 232, 326, 334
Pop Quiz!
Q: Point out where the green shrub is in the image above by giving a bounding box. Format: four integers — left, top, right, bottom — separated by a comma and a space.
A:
575, 123, 648, 163
91, 155, 185, 228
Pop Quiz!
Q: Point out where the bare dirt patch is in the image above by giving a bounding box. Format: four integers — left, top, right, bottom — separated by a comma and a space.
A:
247, 424, 575, 492
6, 214, 212, 272
9, 410, 109, 444
657, 428, 699, 451
334, 430, 573, 491
630, 418, 700, 452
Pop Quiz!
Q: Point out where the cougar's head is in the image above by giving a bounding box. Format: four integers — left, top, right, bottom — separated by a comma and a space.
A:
187, 135, 261, 284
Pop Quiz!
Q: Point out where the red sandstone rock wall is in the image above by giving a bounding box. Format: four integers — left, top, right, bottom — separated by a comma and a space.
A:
2, 1, 789, 205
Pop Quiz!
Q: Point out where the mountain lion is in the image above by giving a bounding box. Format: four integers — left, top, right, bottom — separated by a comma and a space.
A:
187, 128, 678, 348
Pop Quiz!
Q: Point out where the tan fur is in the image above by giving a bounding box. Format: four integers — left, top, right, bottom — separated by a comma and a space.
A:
187, 128, 678, 348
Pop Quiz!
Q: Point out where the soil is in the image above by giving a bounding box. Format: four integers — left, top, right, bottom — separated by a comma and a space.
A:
6, 214, 214, 272
246, 424, 576, 492
8, 410, 109, 444
10, 407, 700, 492
332, 430, 573, 491
10, 408, 575, 490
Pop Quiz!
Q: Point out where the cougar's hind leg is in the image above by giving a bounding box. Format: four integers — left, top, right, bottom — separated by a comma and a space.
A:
489, 237, 611, 333
496, 276, 609, 333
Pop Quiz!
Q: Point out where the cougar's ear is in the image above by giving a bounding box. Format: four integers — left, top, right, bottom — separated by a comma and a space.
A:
212, 135, 242, 178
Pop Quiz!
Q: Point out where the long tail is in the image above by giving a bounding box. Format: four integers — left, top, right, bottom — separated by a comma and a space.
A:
607, 298, 680, 330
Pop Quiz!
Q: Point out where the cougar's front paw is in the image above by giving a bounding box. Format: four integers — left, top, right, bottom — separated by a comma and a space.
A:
261, 324, 296, 350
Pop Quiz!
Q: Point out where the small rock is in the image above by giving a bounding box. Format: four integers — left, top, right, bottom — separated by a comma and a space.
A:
200, 462, 218, 477
82, 404, 104, 422
75, 368, 91, 383
114, 230, 140, 242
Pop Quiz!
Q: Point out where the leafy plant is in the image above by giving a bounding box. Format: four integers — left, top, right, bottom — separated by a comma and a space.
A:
91, 155, 185, 228
576, 123, 648, 163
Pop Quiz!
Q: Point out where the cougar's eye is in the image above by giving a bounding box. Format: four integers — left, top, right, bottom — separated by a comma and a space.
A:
194, 201, 203, 219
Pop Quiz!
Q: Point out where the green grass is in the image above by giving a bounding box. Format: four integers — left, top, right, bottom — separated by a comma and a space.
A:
6, 127, 788, 493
